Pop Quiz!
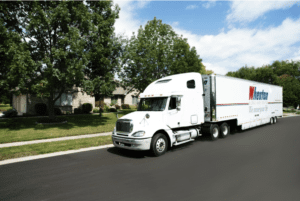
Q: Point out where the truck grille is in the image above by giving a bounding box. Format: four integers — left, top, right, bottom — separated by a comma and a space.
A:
116, 121, 131, 133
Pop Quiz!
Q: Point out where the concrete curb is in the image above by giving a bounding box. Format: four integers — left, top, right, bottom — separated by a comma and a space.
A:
0, 144, 114, 166
0, 132, 112, 148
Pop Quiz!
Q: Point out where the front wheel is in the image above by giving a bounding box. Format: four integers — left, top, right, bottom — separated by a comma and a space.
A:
151, 133, 168, 157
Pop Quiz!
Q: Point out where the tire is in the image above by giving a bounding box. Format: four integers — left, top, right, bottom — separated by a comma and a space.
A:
151, 133, 168, 157
269, 117, 274, 125
273, 117, 277, 124
220, 123, 230, 138
210, 124, 219, 141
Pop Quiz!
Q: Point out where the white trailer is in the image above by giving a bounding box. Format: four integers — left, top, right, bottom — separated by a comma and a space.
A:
112, 73, 283, 156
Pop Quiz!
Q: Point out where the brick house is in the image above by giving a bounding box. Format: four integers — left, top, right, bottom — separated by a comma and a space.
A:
13, 86, 139, 115
12, 86, 95, 115
97, 86, 140, 107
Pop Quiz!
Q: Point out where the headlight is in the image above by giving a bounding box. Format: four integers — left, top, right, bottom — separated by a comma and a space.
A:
112, 127, 116, 135
132, 131, 146, 137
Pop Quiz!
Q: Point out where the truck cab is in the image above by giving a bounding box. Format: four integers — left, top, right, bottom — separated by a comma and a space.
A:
112, 73, 204, 156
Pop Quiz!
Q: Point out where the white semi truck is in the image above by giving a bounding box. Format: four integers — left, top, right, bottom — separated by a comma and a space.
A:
112, 73, 283, 156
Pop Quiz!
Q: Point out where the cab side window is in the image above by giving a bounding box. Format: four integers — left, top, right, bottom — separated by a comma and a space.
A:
187, 80, 195, 89
168, 97, 177, 110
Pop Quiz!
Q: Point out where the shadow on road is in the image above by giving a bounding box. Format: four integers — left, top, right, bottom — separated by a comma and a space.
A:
107, 147, 152, 159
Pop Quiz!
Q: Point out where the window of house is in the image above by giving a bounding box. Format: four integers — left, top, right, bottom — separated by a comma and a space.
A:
55, 93, 72, 106
111, 96, 118, 105
132, 96, 138, 105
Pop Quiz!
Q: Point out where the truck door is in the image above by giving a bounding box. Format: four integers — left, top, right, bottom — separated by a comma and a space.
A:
167, 96, 183, 128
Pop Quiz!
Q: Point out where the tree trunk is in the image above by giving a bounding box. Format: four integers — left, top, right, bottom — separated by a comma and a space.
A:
48, 93, 55, 120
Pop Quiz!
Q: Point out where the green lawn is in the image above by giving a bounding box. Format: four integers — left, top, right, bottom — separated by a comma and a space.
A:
0, 135, 112, 161
0, 109, 137, 144
0, 104, 13, 112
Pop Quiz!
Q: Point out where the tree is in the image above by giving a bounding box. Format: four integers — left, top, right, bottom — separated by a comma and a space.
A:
0, 1, 120, 119
119, 17, 205, 93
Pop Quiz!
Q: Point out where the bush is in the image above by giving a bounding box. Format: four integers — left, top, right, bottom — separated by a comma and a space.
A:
54, 108, 62, 115
121, 104, 130, 109
115, 105, 120, 109
66, 111, 71, 115
3, 108, 18, 118
109, 108, 117, 112
100, 108, 104, 113
74, 108, 82, 114
35, 103, 47, 116
103, 105, 110, 112
82, 103, 93, 114
93, 108, 100, 113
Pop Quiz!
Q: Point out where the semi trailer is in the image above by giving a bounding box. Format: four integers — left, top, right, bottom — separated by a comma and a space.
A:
112, 73, 283, 156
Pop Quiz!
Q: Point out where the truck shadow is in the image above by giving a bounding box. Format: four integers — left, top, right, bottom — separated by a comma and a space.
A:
107, 147, 152, 159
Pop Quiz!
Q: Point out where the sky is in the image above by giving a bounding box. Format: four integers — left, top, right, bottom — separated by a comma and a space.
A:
113, 0, 300, 75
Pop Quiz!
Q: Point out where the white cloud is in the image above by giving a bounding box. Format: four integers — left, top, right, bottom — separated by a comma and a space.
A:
186, 5, 199, 10
226, 1, 298, 24
202, 0, 216, 9
114, 0, 150, 38
172, 17, 300, 75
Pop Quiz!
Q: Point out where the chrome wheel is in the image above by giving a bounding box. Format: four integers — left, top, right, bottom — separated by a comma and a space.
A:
222, 126, 228, 136
213, 127, 219, 138
156, 138, 166, 153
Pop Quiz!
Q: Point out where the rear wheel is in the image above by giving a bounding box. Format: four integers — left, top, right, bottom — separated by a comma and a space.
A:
273, 117, 277, 124
270, 117, 274, 124
220, 123, 230, 138
210, 124, 219, 141
151, 133, 168, 157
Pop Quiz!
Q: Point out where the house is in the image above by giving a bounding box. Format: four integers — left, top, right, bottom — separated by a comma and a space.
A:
13, 86, 139, 115
12, 86, 95, 115
96, 86, 140, 107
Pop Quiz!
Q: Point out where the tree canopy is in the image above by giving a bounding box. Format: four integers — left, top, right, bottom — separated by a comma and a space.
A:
119, 17, 205, 93
0, 1, 120, 118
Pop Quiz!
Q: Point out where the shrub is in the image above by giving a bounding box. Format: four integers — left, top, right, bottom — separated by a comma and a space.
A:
93, 108, 100, 113
3, 108, 18, 118
54, 108, 62, 115
296, 111, 300, 115
103, 105, 110, 112
35, 103, 47, 116
110, 99, 117, 106
121, 104, 130, 109
66, 111, 71, 115
109, 108, 117, 112
74, 108, 82, 114
100, 108, 104, 113
115, 105, 120, 109
82, 103, 93, 114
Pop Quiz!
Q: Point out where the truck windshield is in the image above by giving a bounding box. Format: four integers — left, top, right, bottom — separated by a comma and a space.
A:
138, 97, 168, 111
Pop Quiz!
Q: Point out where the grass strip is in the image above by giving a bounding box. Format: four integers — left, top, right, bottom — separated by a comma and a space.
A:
0, 135, 112, 161
0, 110, 136, 144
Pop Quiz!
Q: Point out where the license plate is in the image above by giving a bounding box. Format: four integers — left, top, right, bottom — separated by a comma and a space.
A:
119, 143, 125, 147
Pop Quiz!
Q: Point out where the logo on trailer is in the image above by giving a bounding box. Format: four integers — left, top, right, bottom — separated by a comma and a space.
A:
249, 86, 268, 100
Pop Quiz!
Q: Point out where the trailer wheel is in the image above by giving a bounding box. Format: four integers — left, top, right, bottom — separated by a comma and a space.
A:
210, 124, 219, 141
273, 117, 277, 124
220, 123, 230, 138
151, 133, 168, 157
269, 117, 274, 125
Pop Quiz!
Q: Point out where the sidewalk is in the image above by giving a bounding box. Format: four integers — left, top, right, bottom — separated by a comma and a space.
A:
0, 132, 112, 148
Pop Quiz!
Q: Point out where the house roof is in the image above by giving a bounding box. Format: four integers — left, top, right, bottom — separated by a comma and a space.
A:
112, 87, 126, 95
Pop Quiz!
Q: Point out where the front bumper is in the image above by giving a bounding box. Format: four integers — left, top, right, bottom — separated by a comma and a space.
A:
112, 136, 151, 150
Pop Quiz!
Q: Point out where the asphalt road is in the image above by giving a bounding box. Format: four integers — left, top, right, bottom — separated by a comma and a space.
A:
1, 117, 300, 201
